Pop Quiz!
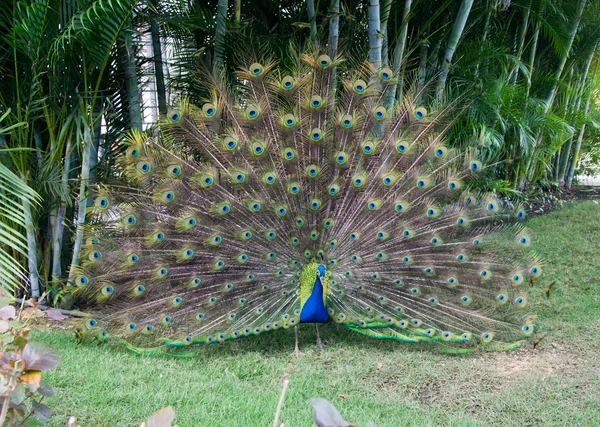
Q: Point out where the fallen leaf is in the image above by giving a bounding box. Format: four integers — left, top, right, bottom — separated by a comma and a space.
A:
147, 406, 177, 427
0, 305, 15, 320
338, 394, 349, 399
45, 308, 67, 321
544, 281, 556, 298
533, 335, 545, 349
309, 398, 351, 427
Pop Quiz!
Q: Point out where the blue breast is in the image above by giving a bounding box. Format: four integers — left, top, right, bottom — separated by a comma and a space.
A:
300, 276, 329, 323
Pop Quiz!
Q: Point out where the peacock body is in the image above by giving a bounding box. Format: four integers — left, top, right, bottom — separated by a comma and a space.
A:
74, 51, 541, 353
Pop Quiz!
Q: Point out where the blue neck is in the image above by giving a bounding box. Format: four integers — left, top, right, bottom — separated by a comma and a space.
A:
300, 275, 329, 323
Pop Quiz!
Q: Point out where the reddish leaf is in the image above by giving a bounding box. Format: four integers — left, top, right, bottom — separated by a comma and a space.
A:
0, 305, 15, 320
22, 342, 60, 371
45, 308, 67, 321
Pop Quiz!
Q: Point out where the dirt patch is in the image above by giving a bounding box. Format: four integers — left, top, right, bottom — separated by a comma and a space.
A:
492, 342, 587, 382
417, 380, 442, 404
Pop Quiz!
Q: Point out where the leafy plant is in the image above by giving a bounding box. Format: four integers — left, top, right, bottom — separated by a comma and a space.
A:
0, 291, 62, 426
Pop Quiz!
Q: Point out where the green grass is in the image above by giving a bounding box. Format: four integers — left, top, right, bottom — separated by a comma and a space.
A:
36, 201, 600, 426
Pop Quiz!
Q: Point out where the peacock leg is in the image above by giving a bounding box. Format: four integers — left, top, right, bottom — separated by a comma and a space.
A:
315, 324, 326, 349
294, 325, 301, 359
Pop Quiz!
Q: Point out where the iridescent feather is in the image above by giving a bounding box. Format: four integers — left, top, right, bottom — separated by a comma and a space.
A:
74, 51, 540, 354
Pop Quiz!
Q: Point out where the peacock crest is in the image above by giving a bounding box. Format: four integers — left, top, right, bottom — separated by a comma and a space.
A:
74, 51, 541, 353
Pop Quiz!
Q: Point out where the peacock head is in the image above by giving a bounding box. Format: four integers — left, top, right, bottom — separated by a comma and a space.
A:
317, 265, 326, 278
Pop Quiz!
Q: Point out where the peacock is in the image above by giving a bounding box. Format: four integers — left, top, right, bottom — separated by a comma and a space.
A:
73, 50, 541, 355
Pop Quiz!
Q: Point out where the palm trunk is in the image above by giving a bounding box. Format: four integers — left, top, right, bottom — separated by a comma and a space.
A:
525, 19, 539, 97
20, 173, 39, 298
326, 0, 340, 120
510, 0, 531, 84
214, 0, 228, 70
416, 34, 428, 98
367, 0, 382, 69
51, 140, 72, 283
385, 0, 412, 109
435, 0, 474, 99
307, 0, 317, 40
526, 0, 587, 182
555, 66, 575, 182
327, 0, 340, 60
475, 0, 492, 77
67, 126, 92, 287
233, 0, 241, 28
566, 49, 597, 185
379, 0, 392, 66
566, 95, 591, 185
124, 18, 142, 130
150, 0, 167, 115
543, 0, 586, 112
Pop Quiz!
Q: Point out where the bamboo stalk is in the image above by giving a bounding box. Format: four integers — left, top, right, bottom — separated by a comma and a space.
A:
233, 0, 241, 28
214, 0, 229, 71
367, 0, 382, 69
124, 17, 143, 130
66, 125, 92, 287
385, 0, 412, 109
435, 0, 474, 99
20, 173, 39, 299
510, 0, 531, 84
379, 0, 392, 66
307, 0, 317, 40
51, 140, 72, 283
150, 0, 167, 115
326, 0, 340, 121
543, 0, 586, 111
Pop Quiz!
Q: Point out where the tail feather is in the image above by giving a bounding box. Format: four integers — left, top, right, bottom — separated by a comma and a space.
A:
74, 50, 540, 352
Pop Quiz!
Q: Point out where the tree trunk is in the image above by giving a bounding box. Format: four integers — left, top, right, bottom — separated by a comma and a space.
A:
150, 0, 167, 115
214, 0, 228, 70
124, 18, 142, 130
326, 0, 340, 120
21, 175, 40, 299
379, 0, 393, 66
416, 33, 428, 98
367, 0, 382, 69
566, 96, 590, 185
307, 0, 317, 40
475, 0, 492, 77
542, 0, 586, 112
327, 0, 340, 60
51, 140, 72, 283
525, 19, 539, 97
67, 126, 92, 287
566, 48, 597, 185
555, 66, 575, 182
435, 0, 474, 99
385, 0, 412, 109
510, 0, 531, 84
233, 0, 241, 28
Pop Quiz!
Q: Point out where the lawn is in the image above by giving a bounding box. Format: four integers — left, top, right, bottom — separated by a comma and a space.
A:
36, 201, 600, 426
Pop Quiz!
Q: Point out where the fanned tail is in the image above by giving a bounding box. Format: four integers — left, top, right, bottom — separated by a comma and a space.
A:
73, 47, 540, 353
